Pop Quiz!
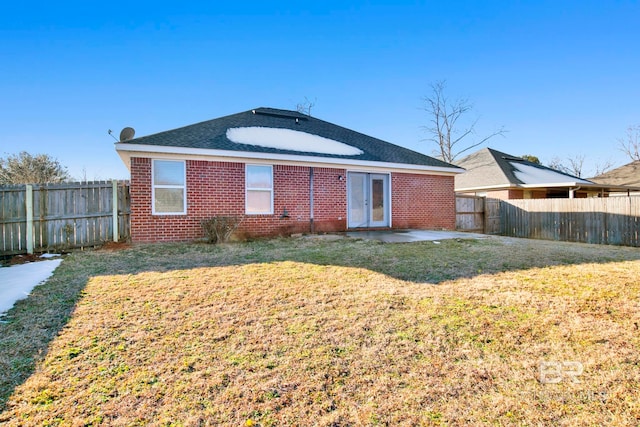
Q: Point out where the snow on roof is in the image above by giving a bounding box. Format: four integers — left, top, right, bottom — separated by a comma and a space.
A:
226, 127, 364, 156
510, 162, 592, 185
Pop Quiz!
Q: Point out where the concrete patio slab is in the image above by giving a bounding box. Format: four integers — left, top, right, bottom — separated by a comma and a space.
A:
345, 229, 488, 243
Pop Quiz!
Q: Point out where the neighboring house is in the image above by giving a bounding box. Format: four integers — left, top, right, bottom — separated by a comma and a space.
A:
455, 148, 631, 199
590, 161, 640, 194
115, 107, 463, 242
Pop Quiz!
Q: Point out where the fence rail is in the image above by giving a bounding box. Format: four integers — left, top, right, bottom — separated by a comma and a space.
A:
1, 181, 130, 255
500, 197, 640, 246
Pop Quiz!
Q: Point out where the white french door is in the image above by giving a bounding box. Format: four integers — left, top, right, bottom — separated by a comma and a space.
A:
347, 172, 390, 228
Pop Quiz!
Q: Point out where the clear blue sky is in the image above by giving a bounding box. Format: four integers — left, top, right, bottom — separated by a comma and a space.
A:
1, 1, 638, 180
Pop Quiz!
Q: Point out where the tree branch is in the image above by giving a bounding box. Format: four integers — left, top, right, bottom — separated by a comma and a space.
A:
618, 125, 640, 162
421, 80, 505, 163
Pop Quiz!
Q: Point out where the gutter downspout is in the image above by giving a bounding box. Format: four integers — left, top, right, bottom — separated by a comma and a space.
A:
309, 167, 315, 233
569, 186, 581, 199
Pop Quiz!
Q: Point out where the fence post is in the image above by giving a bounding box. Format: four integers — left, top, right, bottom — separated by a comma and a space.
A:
26, 184, 34, 254
112, 180, 118, 242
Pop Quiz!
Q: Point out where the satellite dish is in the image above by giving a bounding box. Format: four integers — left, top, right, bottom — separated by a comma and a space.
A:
119, 127, 135, 142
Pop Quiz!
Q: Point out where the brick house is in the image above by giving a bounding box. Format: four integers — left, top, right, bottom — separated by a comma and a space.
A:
115, 107, 463, 242
455, 148, 630, 199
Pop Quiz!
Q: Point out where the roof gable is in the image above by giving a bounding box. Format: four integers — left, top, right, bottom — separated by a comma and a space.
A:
454, 148, 512, 188
118, 107, 456, 170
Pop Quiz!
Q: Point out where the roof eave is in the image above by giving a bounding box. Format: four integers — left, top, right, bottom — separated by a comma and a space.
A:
518, 182, 594, 189
455, 183, 520, 192
456, 182, 640, 193
115, 143, 465, 175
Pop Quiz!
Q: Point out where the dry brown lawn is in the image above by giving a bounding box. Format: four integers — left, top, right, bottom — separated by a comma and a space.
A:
0, 236, 639, 426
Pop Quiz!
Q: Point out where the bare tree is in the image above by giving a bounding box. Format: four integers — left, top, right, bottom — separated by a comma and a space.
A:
296, 97, 317, 116
566, 154, 585, 177
592, 159, 615, 177
422, 80, 505, 163
618, 125, 640, 161
548, 156, 585, 177
547, 154, 611, 178
0, 151, 71, 184
547, 157, 568, 174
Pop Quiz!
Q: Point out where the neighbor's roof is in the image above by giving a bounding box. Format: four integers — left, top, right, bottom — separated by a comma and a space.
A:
455, 148, 599, 191
115, 107, 462, 174
590, 160, 640, 187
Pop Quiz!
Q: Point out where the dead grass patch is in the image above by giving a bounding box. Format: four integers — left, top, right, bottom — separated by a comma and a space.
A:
1, 236, 639, 425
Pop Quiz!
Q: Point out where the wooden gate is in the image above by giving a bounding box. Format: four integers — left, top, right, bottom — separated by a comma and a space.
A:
455, 196, 501, 234
456, 196, 485, 232
484, 198, 501, 234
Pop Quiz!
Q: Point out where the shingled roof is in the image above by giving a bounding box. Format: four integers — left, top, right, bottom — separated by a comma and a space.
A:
116, 107, 459, 171
455, 148, 594, 191
453, 148, 640, 196
590, 160, 640, 187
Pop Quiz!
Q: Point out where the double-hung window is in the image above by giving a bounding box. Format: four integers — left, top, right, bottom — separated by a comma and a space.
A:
246, 165, 273, 214
152, 160, 186, 214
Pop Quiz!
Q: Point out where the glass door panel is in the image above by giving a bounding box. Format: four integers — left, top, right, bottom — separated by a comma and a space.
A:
348, 173, 367, 228
369, 174, 388, 227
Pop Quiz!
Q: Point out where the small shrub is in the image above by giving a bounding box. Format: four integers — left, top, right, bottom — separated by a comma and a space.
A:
201, 216, 243, 244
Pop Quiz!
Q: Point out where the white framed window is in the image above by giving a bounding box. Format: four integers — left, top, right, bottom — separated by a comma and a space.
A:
246, 164, 273, 214
152, 159, 186, 215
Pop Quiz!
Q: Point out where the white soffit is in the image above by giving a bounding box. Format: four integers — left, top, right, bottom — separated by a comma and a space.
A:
115, 144, 464, 175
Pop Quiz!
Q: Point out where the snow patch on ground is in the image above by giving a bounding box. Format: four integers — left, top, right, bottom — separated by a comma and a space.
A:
511, 162, 592, 185
0, 259, 63, 316
40, 253, 61, 259
226, 127, 364, 156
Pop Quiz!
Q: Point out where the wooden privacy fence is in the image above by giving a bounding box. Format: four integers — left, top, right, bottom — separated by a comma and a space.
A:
500, 197, 640, 246
455, 196, 501, 234
1, 181, 130, 255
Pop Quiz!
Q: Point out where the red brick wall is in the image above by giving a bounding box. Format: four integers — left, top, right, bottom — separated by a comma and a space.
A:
237, 165, 347, 237
530, 190, 547, 199
391, 173, 456, 229
130, 158, 456, 242
130, 159, 348, 242
484, 189, 524, 200
130, 158, 246, 242
310, 167, 347, 232
239, 165, 327, 238
129, 157, 154, 242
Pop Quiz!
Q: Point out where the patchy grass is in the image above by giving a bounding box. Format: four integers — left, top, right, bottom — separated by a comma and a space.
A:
1, 236, 639, 425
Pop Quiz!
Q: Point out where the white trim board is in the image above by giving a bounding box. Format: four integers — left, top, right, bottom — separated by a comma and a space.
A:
116, 143, 463, 177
